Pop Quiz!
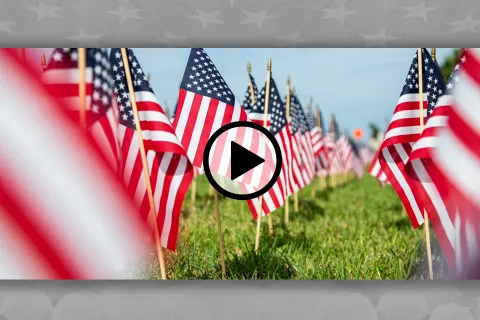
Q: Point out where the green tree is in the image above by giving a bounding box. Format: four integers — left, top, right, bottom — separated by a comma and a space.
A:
368, 122, 380, 140
439, 49, 462, 82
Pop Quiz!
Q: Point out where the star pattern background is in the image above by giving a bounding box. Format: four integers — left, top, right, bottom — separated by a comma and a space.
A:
1, 0, 479, 47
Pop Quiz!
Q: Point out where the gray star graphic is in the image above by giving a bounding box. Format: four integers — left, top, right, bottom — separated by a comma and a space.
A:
239, 9, 276, 28
321, 4, 357, 26
153, 30, 188, 47
448, 15, 479, 34
277, 30, 311, 45
190, 9, 225, 29
64, 30, 105, 46
28, 1, 63, 22
359, 29, 400, 47
0, 21, 17, 34
403, 2, 436, 21
107, 4, 144, 26
228, 0, 235, 9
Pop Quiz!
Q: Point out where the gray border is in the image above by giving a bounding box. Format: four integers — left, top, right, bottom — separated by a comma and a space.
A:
0, 281, 480, 319
1, 0, 479, 47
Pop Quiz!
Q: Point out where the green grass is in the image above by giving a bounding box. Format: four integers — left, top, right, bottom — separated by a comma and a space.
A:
139, 174, 450, 280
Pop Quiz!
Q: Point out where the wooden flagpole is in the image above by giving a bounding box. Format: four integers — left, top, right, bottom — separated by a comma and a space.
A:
41, 52, 47, 71
418, 48, 433, 280
255, 58, 273, 252
213, 189, 227, 278
78, 49, 87, 132
120, 48, 167, 280
292, 86, 299, 212
284, 76, 292, 224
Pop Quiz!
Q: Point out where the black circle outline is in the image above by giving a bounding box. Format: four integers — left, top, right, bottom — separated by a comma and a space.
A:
202, 121, 282, 200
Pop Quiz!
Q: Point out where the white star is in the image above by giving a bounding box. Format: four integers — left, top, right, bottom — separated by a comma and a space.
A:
107, 4, 144, 26
190, 10, 225, 29
239, 9, 276, 29
448, 15, 479, 34
359, 29, 400, 47
277, 30, 311, 45
64, 30, 105, 46
28, 2, 63, 22
0, 21, 17, 34
403, 2, 436, 21
153, 30, 188, 47
321, 4, 357, 26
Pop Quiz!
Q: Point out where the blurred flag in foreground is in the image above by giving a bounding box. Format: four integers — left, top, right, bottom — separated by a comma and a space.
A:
429, 48, 480, 278
42, 48, 121, 172
0, 49, 149, 279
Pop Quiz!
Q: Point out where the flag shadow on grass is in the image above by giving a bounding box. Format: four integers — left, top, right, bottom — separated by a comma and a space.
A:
408, 234, 450, 280
224, 238, 299, 279
289, 198, 326, 222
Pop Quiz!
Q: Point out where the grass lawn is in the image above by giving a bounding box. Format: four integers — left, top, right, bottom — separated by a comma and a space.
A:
140, 174, 450, 280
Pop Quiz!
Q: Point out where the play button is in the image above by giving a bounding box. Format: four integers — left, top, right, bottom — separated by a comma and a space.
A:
230, 141, 265, 181
203, 121, 282, 200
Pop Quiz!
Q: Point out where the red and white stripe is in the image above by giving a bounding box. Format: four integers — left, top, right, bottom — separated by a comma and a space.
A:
0, 49, 149, 279
310, 126, 323, 157
368, 148, 388, 184
118, 90, 194, 251
378, 87, 429, 228
247, 123, 295, 219
428, 49, 480, 278
337, 135, 353, 171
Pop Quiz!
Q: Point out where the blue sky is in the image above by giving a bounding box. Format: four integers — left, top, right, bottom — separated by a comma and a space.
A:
37, 48, 456, 139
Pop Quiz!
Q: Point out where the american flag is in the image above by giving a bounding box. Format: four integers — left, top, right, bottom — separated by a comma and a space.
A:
292, 93, 315, 184
307, 105, 324, 158
337, 134, 353, 172
109, 48, 194, 251
313, 108, 329, 177
289, 92, 309, 189
348, 136, 366, 179
242, 72, 258, 114
247, 76, 294, 219
409, 49, 474, 277
42, 48, 121, 172
378, 48, 444, 229
0, 48, 149, 279
172, 48, 276, 190
428, 48, 480, 278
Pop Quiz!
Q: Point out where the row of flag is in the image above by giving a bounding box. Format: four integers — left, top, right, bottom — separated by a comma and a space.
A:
1, 47, 373, 279
368, 48, 480, 279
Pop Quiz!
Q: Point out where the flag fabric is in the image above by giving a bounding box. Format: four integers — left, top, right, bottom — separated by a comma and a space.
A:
407, 49, 474, 276
247, 76, 295, 219
109, 48, 194, 251
289, 93, 309, 189
349, 137, 366, 179
291, 93, 315, 184
377, 48, 444, 229
172, 48, 276, 190
368, 147, 388, 185
242, 73, 258, 114
307, 107, 324, 158
428, 48, 480, 278
337, 134, 353, 172
0, 48, 149, 279
42, 48, 121, 172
